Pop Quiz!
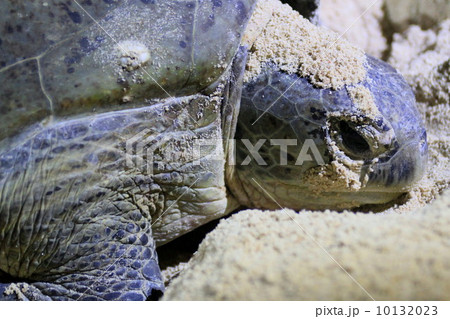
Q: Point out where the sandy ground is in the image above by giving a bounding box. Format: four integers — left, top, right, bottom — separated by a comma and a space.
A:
160, 0, 450, 300
163, 190, 450, 300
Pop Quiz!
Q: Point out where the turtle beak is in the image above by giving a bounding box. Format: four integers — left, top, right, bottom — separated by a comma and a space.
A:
326, 110, 428, 192
366, 129, 428, 190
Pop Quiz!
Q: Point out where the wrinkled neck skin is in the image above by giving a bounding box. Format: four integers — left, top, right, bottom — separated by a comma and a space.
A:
226, 57, 428, 211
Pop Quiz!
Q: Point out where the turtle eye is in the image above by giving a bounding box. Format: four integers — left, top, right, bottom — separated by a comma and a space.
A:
337, 121, 371, 159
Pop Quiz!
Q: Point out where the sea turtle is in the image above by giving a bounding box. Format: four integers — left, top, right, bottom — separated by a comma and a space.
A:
0, 0, 427, 300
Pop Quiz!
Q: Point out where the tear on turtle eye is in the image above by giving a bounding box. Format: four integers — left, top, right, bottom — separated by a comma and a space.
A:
338, 121, 371, 158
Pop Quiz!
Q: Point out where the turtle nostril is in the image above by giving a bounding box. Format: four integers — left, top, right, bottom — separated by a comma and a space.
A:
338, 121, 370, 158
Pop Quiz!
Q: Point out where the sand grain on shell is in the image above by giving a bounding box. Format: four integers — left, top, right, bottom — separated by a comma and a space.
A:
243, 0, 367, 90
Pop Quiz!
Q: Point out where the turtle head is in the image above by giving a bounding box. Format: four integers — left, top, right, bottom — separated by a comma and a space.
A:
226, 57, 427, 210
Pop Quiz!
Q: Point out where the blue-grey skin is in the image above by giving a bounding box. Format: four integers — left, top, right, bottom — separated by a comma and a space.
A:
0, 0, 256, 300
0, 0, 427, 301
230, 56, 427, 210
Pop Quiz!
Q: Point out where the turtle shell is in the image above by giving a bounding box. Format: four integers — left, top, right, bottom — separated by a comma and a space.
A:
0, 0, 256, 143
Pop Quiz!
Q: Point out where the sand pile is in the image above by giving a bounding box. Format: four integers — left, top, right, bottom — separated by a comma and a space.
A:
244, 0, 366, 89
162, 0, 450, 300
163, 189, 450, 300
319, 0, 387, 58
384, 0, 450, 33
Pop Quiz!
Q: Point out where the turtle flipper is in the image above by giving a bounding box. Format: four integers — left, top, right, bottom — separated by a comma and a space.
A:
0, 239, 163, 301
0, 199, 163, 300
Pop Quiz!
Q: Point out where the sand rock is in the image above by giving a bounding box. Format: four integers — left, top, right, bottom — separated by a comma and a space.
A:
163, 190, 450, 300
385, 0, 450, 33
389, 20, 450, 108
319, 0, 387, 58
